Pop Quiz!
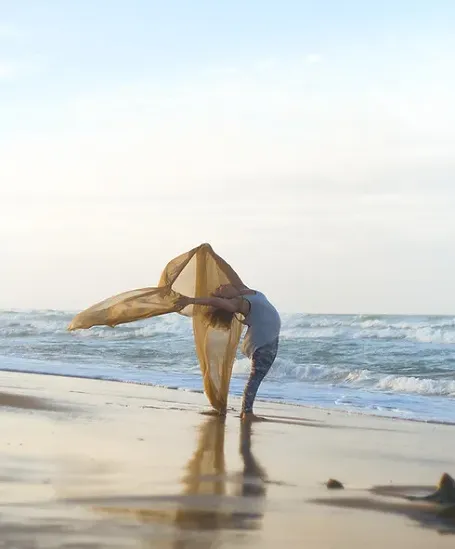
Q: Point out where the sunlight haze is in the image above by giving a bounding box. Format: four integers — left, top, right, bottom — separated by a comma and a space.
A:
1, 1, 454, 314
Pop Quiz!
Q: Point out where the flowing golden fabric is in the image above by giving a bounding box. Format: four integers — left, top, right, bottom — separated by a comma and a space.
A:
68, 244, 244, 412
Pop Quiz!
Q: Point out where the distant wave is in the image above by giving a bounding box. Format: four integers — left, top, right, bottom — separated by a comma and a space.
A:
0, 311, 192, 339
1, 310, 455, 415
232, 358, 455, 397
280, 313, 455, 344
2, 310, 455, 345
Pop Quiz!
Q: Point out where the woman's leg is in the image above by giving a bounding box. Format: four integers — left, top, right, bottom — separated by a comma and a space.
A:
241, 338, 279, 416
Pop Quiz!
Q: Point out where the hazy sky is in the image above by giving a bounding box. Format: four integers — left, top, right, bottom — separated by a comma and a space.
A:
1, 1, 455, 314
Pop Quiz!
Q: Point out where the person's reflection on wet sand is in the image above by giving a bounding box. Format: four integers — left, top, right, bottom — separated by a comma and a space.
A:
172, 416, 227, 535
75, 416, 269, 548
234, 418, 267, 504
169, 416, 267, 548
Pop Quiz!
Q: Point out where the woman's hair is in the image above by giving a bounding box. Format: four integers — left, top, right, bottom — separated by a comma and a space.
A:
203, 307, 235, 331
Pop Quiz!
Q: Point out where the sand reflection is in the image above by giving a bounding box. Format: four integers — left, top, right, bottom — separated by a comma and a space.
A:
165, 417, 267, 547
80, 416, 268, 547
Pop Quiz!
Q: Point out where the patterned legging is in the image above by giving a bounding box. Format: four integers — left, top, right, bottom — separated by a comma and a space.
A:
241, 338, 279, 414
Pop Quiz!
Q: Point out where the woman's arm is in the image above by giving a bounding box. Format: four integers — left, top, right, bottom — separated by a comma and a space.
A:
176, 295, 249, 315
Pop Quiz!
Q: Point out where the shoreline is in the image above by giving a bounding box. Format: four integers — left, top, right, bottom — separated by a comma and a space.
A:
2, 309, 455, 428
1, 366, 454, 427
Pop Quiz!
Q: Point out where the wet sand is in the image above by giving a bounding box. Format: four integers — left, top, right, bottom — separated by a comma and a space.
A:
1, 369, 455, 548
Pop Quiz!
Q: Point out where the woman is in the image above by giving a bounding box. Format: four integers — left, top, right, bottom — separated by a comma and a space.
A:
177, 284, 281, 421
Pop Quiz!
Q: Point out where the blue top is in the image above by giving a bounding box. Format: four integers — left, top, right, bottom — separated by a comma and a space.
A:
239, 291, 281, 358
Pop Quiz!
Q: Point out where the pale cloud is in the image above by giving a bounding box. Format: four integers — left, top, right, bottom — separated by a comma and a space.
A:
254, 56, 278, 72
0, 23, 23, 40
1, 56, 455, 312
2, 57, 454, 198
0, 57, 45, 79
305, 53, 322, 64
0, 61, 16, 79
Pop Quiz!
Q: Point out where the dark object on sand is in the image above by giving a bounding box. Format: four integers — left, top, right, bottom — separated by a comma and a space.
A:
408, 473, 455, 504
327, 479, 344, 489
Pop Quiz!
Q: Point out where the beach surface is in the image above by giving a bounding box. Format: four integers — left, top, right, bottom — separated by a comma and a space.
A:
1, 369, 455, 548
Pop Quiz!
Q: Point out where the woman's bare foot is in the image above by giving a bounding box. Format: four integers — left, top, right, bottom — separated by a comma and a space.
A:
200, 409, 226, 417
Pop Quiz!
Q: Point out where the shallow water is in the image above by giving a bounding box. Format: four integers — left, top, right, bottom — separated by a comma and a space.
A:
1, 310, 455, 423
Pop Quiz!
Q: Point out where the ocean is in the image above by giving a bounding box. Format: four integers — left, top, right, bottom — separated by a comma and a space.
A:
1, 310, 455, 424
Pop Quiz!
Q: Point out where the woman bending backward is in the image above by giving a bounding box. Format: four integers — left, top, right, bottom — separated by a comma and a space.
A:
177, 284, 281, 421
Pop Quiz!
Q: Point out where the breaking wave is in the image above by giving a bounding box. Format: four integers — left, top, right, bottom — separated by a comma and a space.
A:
1, 309, 455, 421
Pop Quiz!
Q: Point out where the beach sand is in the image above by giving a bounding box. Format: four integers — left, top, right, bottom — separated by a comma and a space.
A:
1, 369, 455, 548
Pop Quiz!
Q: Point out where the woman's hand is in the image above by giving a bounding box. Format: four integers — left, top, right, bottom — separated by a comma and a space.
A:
212, 284, 240, 298
175, 295, 192, 309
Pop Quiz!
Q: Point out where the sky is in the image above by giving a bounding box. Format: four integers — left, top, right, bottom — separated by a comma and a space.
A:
1, 0, 455, 314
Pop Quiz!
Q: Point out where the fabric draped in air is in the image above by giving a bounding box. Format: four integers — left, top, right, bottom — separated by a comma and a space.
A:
68, 243, 244, 412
